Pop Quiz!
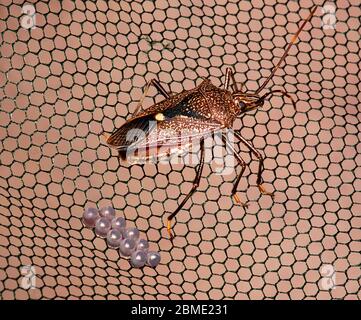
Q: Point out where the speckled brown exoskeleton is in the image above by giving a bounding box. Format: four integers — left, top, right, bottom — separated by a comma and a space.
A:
105, 7, 317, 238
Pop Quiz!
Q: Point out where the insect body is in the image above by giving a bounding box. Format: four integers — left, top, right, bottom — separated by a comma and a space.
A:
109, 80, 238, 155
105, 7, 317, 238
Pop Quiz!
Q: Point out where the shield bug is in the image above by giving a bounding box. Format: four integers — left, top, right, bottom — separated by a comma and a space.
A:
105, 7, 317, 238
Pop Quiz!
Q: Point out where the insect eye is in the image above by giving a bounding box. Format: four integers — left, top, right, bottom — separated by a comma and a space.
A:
237, 100, 246, 109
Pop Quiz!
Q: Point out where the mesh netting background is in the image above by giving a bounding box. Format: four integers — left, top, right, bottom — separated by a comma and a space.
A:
0, 0, 360, 300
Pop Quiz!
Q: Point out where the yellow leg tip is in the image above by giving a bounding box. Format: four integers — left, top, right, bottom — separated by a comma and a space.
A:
258, 184, 275, 199
233, 194, 241, 204
167, 220, 173, 239
233, 194, 249, 208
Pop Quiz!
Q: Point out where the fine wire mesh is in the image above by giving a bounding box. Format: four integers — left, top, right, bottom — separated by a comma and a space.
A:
0, 0, 360, 300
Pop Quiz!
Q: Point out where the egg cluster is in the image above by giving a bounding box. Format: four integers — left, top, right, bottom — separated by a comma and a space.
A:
82, 206, 161, 268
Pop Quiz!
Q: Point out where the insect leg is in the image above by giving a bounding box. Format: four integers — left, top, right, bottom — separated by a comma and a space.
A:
224, 67, 238, 92
152, 79, 170, 99
167, 138, 205, 239
222, 133, 248, 208
224, 67, 246, 93
234, 130, 275, 198
133, 78, 170, 116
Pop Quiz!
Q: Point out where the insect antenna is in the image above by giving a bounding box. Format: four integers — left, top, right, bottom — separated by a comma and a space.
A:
258, 89, 297, 110
255, 6, 317, 94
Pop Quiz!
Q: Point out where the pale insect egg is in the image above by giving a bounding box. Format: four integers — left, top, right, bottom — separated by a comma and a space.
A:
82, 208, 99, 228
95, 217, 112, 238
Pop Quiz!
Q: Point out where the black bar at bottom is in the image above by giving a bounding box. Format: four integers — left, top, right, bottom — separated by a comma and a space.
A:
0, 299, 352, 319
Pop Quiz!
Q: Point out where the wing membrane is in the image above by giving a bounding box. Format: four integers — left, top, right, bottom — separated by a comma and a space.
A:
106, 81, 224, 159
106, 113, 157, 149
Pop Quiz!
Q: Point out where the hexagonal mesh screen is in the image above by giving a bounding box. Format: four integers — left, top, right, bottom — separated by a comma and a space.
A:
0, 0, 360, 300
